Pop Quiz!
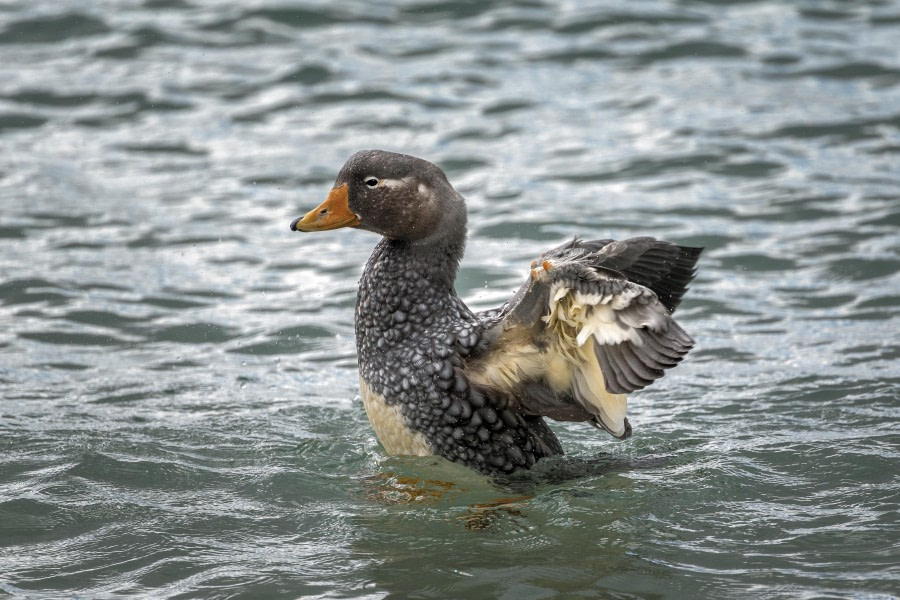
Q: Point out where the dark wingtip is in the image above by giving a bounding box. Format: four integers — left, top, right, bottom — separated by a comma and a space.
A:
683, 245, 705, 258
289, 217, 301, 231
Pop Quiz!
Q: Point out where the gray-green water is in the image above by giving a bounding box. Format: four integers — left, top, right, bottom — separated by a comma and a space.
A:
1, 0, 898, 598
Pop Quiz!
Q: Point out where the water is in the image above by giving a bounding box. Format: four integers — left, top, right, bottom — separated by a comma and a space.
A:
1, 0, 898, 597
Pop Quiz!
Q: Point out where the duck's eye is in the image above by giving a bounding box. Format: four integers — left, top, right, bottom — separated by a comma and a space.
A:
364, 178, 379, 188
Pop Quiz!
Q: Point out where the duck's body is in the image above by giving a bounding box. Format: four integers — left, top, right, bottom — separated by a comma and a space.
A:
355, 235, 565, 471
291, 150, 701, 476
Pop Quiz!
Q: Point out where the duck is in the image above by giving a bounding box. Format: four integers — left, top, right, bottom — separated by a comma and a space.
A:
290, 150, 701, 477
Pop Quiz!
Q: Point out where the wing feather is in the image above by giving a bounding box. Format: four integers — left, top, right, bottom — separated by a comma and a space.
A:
539, 236, 702, 313
469, 237, 701, 440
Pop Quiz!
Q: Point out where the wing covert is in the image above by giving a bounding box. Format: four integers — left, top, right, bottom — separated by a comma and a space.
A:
468, 237, 700, 439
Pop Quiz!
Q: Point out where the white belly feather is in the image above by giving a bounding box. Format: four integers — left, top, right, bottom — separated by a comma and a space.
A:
359, 379, 432, 456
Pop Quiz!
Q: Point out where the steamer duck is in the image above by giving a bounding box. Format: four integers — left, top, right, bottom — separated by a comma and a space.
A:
290, 150, 701, 476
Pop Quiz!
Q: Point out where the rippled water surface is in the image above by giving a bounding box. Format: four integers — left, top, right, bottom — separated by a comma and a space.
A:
1, 0, 899, 597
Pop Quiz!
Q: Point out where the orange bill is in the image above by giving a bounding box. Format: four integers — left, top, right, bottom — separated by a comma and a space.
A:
290, 184, 360, 232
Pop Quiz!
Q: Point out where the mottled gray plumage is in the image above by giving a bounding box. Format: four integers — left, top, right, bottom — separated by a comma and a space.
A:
291, 149, 702, 476
355, 235, 564, 473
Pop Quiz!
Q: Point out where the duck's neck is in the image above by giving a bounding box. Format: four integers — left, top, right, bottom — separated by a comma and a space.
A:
356, 225, 468, 347
389, 229, 466, 290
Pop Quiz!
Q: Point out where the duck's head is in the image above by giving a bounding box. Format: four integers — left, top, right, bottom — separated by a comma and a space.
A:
290, 149, 466, 242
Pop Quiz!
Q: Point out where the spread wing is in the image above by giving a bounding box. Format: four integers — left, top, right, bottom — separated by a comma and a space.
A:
468, 237, 701, 439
